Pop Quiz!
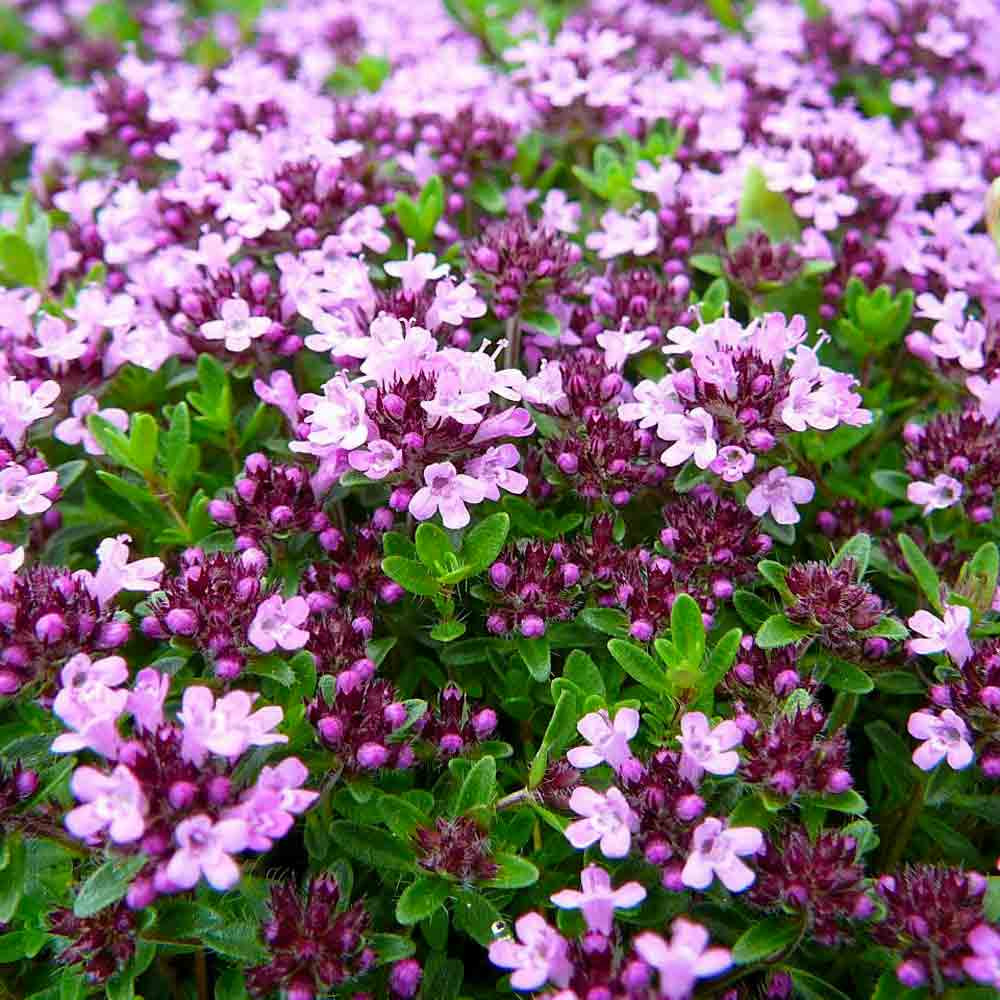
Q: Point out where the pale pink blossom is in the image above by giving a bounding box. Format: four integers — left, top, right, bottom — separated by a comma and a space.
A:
30, 315, 89, 369
746, 467, 815, 525
178, 687, 287, 766
488, 913, 572, 991
409, 461, 486, 530
297, 374, 369, 451
65, 765, 147, 844
968, 374, 1000, 424
794, 178, 857, 231
541, 189, 580, 233
633, 159, 682, 204
586, 210, 658, 259
231, 758, 317, 852
248, 595, 311, 653
681, 817, 763, 893
348, 439, 404, 481
963, 924, 1000, 989
597, 326, 651, 370
633, 920, 732, 1000
565, 786, 638, 858
908, 605, 973, 665
0, 545, 24, 587
709, 445, 755, 483
166, 814, 249, 891
200, 298, 271, 352
426, 279, 486, 329
0, 465, 57, 520
658, 408, 718, 469
336, 205, 391, 255
51, 654, 130, 759
85, 534, 164, 607
421, 371, 491, 425
127, 668, 170, 733
384, 242, 450, 295
54, 395, 129, 455
928, 319, 986, 370
907, 474, 963, 515
908, 708, 974, 771
550, 865, 646, 934
567, 708, 640, 774
0, 375, 59, 449
678, 712, 743, 785
463, 445, 528, 501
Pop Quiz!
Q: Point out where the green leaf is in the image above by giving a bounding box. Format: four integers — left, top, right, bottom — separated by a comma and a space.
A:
0, 833, 25, 922
415, 522, 454, 572
578, 607, 629, 637
809, 789, 868, 814
88, 414, 139, 471
733, 590, 772, 629
864, 617, 909, 640
670, 593, 705, 668
758, 560, 793, 602
454, 755, 496, 814
418, 176, 445, 241
452, 888, 503, 946
818, 658, 874, 694
871, 469, 911, 500
128, 413, 159, 476
430, 620, 466, 642
756, 614, 813, 649
74, 854, 148, 918
832, 532, 871, 578
731, 917, 801, 964
521, 310, 561, 338
0, 231, 40, 288
327, 822, 417, 872
608, 638, 668, 694
958, 541, 1000, 615
866, 721, 916, 791
0, 928, 48, 962
214, 967, 248, 1000
396, 876, 452, 925
897, 533, 942, 612
785, 968, 852, 1000
368, 933, 417, 966
529, 689, 579, 788
419, 952, 463, 1000
469, 176, 506, 213
381, 556, 441, 597
736, 166, 800, 245
953, 794, 1000, 824
460, 512, 510, 574
516, 636, 551, 682
563, 650, 605, 698
486, 853, 540, 889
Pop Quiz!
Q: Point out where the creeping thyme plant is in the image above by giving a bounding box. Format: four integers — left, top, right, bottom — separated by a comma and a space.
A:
1, 1, 1000, 998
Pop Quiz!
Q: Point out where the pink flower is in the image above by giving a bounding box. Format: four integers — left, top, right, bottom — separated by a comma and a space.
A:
586, 210, 658, 259
51, 654, 130, 759
426, 279, 486, 330
65, 764, 147, 844
0, 545, 24, 587
384, 242, 450, 295
709, 445, 755, 483
565, 786, 638, 858
907, 474, 963, 515
907, 605, 973, 665
54, 395, 129, 455
567, 708, 640, 774
794, 179, 857, 231
253, 370, 301, 427
681, 817, 763, 893
230, 758, 317, 852
298, 374, 369, 451
746, 467, 815, 525
86, 534, 164, 607
929, 319, 985, 371
0, 375, 59, 449
633, 919, 732, 1000
409, 462, 486, 530
550, 865, 646, 934
127, 668, 170, 733
677, 712, 743, 785
463, 445, 528, 501
30, 315, 89, 368
963, 924, 1000, 988
166, 814, 249, 891
248, 595, 310, 653
348, 439, 404, 481
658, 408, 718, 469
200, 298, 272, 352
967, 374, 1000, 424
488, 912, 572, 991
541, 189, 580, 233
597, 327, 651, 370
907, 709, 974, 771
0, 465, 58, 520
178, 687, 287, 766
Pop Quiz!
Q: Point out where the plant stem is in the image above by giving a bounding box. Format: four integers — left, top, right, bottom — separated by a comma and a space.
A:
882, 781, 925, 871
195, 949, 209, 1000
828, 692, 858, 732
503, 315, 522, 371
496, 788, 532, 810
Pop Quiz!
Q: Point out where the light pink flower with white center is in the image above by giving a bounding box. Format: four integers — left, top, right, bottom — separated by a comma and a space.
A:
191, 232, 241, 276
65, 765, 147, 844
227, 184, 290, 239
929, 319, 986, 371
908, 708, 974, 771
565, 786, 639, 858
254, 370, 301, 428
30, 315, 89, 369
336, 205, 391, 255
746, 466, 815, 525
248, 595, 310, 653
348, 439, 404, 481
968, 374, 1000, 424
488, 912, 572, 991
0, 375, 59, 449
536, 59, 589, 107
763, 147, 816, 195
617, 377, 683, 430
0, 545, 24, 587
86, 533, 164, 607
67, 286, 135, 333
906, 473, 963, 515
0, 465, 57, 520
426, 279, 486, 330
166, 814, 249, 891
231, 758, 317, 851
384, 241, 450, 295
523, 362, 567, 410
421, 371, 491, 425
908, 604, 973, 665
916, 14, 967, 58
633, 158, 682, 204
633, 919, 732, 1000
710, 445, 755, 483
567, 708, 640, 774
586, 210, 658, 259
200, 298, 271, 352
678, 712, 743, 785
409, 461, 486, 530
178, 687, 287, 766
463, 445, 528, 501
658, 408, 718, 470
358, 316, 438, 385
915, 290, 968, 327
55, 395, 129, 456
551, 865, 646, 934
250, 758, 318, 816
794, 179, 857, 231
682, 817, 763, 892
963, 924, 1000, 989
541, 189, 580, 234
51, 654, 130, 759
128, 668, 169, 733
597, 326, 651, 370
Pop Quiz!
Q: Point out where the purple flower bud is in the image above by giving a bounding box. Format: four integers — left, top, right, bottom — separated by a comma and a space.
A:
897, 960, 927, 988
556, 452, 579, 475
270, 505, 295, 528
384, 702, 408, 728
852, 894, 875, 919
816, 511, 837, 536
519, 615, 545, 638
319, 527, 344, 552
215, 655, 243, 680
770, 769, 797, 796
34, 612, 66, 645
126, 878, 157, 910
14, 770, 38, 798
380, 582, 405, 603
661, 864, 686, 892
489, 562, 513, 588
395, 745, 415, 769
630, 619, 655, 642
165, 608, 198, 636
471, 708, 497, 739
208, 499, 237, 525
287, 980, 314, 1000
644, 839, 672, 865
439, 733, 464, 754
826, 768, 853, 793
357, 742, 389, 769
712, 578, 734, 600
747, 428, 776, 451
674, 794, 705, 822
0, 671, 19, 695
864, 637, 889, 659
98, 620, 131, 647
0, 602, 16, 627
141, 829, 169, 855
240, 548, 268, 573
486, 614, 507, 635
235, 479, 258, 503
390, 959, 422, 999
622, 961, 651, 992
971, 505, 993, 523
389, 488, 412, 512
168, 781, 198, 809
319, 716, 344, 746
352, 616, 373, 637
206, 776, 232, 805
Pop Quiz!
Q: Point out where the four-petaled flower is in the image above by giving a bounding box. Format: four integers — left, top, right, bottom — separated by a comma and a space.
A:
0, 465, 58, 521
746, 466, 815, 525
409, 461, 486, 529
633, 919, 732, 1000
565, 786, 639, 858
178, 687, 287, 766
907, 708, 975, 771
550, 864, 646, 934
677, 711, 743, 786
907, 474, 963, 515
166, 814, 249, 891
681, 817, 763, 893
907, 604, 973, 665
65, 764, 148, 844
566, 708, 641, 776
248, 595, 311, 653
487, 913, 572, 991
963, 924, 1000, 989
200, 297, 272, 352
